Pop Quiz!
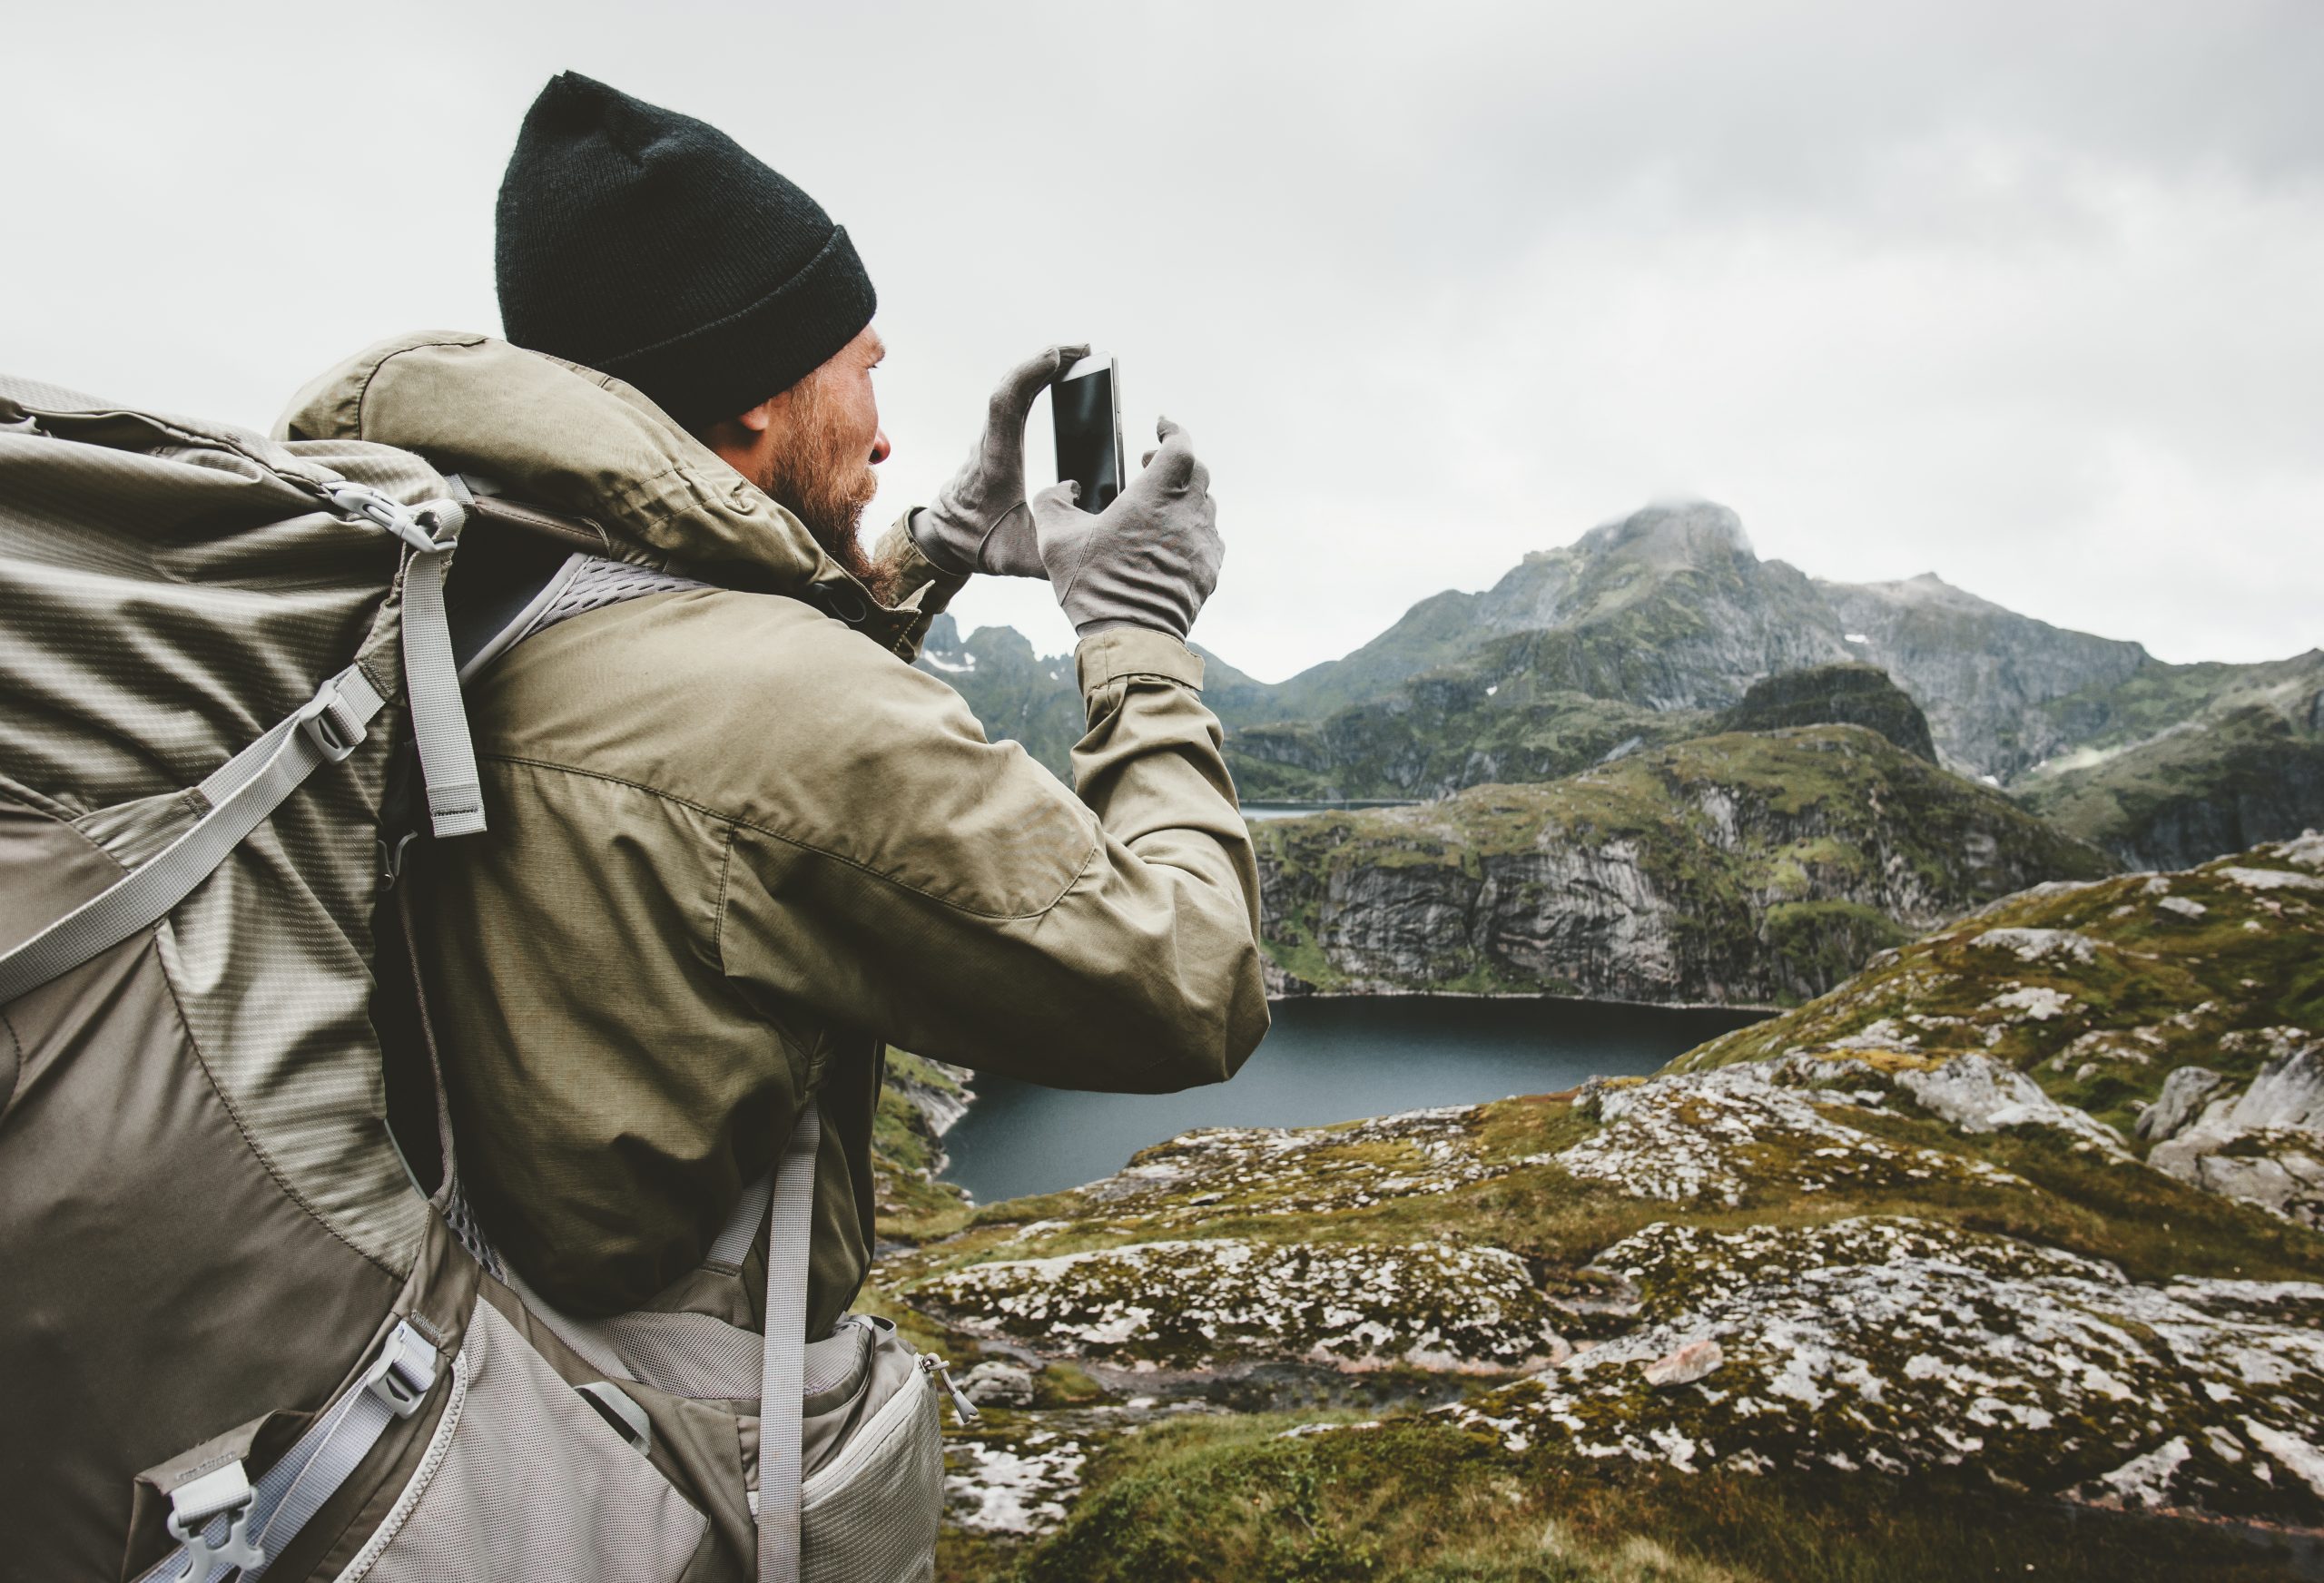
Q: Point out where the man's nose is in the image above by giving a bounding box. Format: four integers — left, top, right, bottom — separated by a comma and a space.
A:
870, 428, 891, 466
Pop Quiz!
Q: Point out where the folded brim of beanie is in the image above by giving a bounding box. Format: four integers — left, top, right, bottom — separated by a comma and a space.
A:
599, 226, 877, 432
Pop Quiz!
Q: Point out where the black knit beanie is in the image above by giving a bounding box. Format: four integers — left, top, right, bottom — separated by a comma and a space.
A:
495, 72, 876, 431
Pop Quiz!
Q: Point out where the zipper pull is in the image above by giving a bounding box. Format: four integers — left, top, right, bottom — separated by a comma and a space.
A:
921, 1353, 982, 1424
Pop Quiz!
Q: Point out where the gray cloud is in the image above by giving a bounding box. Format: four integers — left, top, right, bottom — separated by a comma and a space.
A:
6, 0, 2318, 678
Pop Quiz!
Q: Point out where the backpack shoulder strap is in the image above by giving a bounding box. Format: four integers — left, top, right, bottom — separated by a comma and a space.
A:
759, 1098, 821, 1583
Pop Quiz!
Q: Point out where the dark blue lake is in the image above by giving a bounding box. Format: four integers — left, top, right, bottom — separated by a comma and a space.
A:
939, 996, 1768, 1204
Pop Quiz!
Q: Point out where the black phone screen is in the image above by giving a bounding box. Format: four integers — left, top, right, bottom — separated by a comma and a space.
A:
1051, 359, 1124, 513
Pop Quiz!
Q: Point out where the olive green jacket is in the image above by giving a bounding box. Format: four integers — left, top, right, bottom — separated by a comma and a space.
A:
280, 333, 1269, 1332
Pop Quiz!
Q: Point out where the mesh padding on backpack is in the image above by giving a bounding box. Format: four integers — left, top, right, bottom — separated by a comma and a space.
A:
801, 1377, 942, 1583
524, 556, 709, 640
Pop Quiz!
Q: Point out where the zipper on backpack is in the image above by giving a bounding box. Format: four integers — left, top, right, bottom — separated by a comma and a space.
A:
920, 1353, 981, 1425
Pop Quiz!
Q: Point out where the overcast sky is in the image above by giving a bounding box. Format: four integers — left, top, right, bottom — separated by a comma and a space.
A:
9, 1, 2319, 680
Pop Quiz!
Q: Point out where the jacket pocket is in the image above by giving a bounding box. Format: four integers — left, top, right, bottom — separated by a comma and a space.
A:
333, 1299, 708, 1582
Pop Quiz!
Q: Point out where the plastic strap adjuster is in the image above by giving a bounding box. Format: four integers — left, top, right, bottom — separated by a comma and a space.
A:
360, 1322, 439, 1420
324, 481, 446, 556
166, 1461, 263, 1579
292, 678, 368, 765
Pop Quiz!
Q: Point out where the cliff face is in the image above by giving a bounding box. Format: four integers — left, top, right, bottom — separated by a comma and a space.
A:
1715, 662, 1937, 761
1255, 725, 2113, 1006
1815, 572, 2150, 778
869, 836, 2324, 1581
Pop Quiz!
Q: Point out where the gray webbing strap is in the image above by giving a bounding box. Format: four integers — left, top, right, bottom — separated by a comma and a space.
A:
398, 539, 484, 838
0, 666, 384, 1005
710, 1170, 776, 1267
136, 1321, 438, 1583
758, 1098, 821, 1583
323, 481, 483, 840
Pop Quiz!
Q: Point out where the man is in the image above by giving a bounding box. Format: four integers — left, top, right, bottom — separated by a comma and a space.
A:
281, 70, 1268, 1336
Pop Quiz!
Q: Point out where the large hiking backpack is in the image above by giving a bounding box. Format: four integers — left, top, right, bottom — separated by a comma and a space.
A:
0, 378, 954, 1582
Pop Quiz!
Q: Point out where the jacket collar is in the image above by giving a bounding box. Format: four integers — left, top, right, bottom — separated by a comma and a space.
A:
277, 331, 916, 644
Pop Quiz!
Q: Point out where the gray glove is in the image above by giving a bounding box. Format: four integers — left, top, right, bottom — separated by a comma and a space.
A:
908, 342, 1088, 577
1031, 417, 1223, 640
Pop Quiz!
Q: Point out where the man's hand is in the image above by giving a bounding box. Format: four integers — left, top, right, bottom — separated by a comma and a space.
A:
908, 342, 1089, 577
1030, 417, 1223, 640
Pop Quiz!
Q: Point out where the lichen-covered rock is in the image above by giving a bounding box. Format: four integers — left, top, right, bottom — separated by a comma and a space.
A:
2152, 1125, 2324, 1228
958, 1361, 1036, 1408
1445, 1216, 2324, 1523
1675, 835, 2324, 1226
1888, 1052, 2129, 1153
2228, 1045, 2324, 1131
1064, 1106, 1511, 1229
2140, 1046, 2324, 1225
913, 1237, 1569, 1374
945, 1421, 1093, 1535
1554, 1059, 2023, 1207
1641, 1338, 1724, 1388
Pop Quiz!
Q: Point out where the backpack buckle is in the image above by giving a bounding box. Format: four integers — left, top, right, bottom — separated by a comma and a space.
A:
165, 1460, 263, 1579
360, 1320, 439, 1420
325, 481, 444, 555
293, 677, 368, 764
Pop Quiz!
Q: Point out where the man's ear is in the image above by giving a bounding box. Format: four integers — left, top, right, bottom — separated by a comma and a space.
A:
698, 398, 778, 478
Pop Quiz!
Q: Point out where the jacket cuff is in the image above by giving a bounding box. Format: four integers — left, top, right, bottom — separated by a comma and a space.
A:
872, 510, 970, 616
1076, 627, 1206, 693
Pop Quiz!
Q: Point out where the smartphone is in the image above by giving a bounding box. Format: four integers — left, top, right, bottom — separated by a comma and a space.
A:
1051, 354, 1125, 513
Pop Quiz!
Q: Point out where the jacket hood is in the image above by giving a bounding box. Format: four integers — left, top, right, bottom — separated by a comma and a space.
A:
275, 331, 878, 609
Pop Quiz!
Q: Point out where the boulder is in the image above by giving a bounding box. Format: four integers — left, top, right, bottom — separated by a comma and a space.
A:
2138, 1066, 2226, 1142
2227, 1046, 2324, 1131
958, 1361, 1037, 1409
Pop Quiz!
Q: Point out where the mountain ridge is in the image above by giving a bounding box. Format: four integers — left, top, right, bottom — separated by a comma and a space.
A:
917, 498, 2320, 864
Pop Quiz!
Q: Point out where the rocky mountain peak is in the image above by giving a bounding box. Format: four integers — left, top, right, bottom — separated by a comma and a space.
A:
1576, 500, 1756, 569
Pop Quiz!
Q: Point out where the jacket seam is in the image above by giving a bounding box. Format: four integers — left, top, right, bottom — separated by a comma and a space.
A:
1084, 666, 1204, 693
712, 822, 738, 979
479, 752, 1097, 923
350, 336, 489, 441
